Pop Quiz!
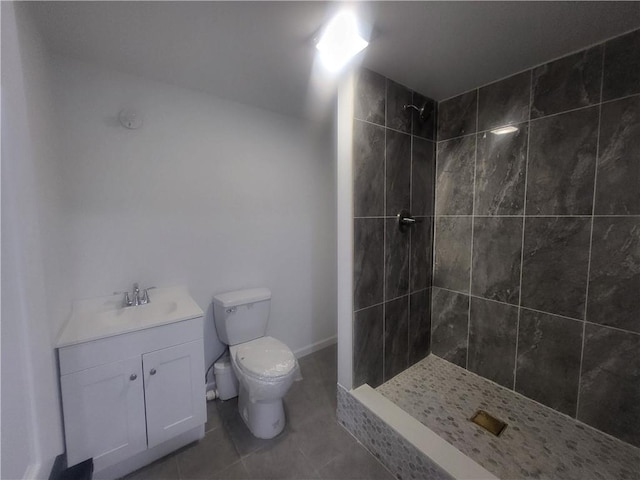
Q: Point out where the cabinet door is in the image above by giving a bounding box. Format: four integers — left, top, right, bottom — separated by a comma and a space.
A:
143, 339, 206, 448
60, 356, 147, 469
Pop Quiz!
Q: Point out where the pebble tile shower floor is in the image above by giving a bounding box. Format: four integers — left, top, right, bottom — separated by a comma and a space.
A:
122, 344, 394, 480
377, 355, 640, 480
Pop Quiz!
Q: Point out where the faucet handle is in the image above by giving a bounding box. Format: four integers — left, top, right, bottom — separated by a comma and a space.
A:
141, 289, 150, 305
113, 291, 133, 307
140, 287, 157, 305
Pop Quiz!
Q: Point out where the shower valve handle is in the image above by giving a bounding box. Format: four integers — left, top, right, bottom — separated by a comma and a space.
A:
397, 210, 417, 231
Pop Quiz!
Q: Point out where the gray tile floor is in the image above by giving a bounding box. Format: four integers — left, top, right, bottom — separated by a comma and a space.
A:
124, 345, 394, 480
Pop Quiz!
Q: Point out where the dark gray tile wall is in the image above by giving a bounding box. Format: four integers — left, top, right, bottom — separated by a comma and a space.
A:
433, 216, 472, 292
478, 70, 531, 131
577, 324, 640, 447
515, 310, 583, 416
474, 124, 528, 215
431, 29, 640, 447
471, 216, 522, 304
435, 136, 475, 215
353, 304, 384, 388
526, 107, 599, 215
594, 95, 640, 215
468, 297, 518, 388
431, 288, 469, 368
531, 46, 603, 119
437, 89, 477, 141
352, 69, 436, 388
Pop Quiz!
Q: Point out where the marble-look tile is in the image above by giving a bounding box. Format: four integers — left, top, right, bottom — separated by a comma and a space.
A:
515, 309, 583, 416
468, 297, 518, 389
353, 120, 385, 217
435, 135, 476, 215
411, 136, 435, 216
471, 217, 523, 305
520, 217, 591, 319
478, 71, 531, 131
578, 324, 640, 448
410, 218, 433, 292
603, 29, 640, 101
412, 92, 436, 140
587, 216, 640, 333
437, 90, 477, 141
594, 95, 640, 215
526, 106, 599, 215
433, 216, 472, 293
385, 130, 411, 216
431, 288, 469, 367
531, 46, 602, 118
354, 218, 384, 310
385, 218, 410, 300
409, 290, 431, 365
354, 68, 385, 125
353, 304, 384, 388
474, 125, 528, 215
387, 79, 412, 133
384, 296, 409, 381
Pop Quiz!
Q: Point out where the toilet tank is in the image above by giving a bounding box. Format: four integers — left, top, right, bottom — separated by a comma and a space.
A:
213, 288, 271, 345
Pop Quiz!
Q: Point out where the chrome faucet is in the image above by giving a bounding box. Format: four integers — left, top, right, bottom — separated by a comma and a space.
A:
115, 283, 154, 308
133, 283, 140, 306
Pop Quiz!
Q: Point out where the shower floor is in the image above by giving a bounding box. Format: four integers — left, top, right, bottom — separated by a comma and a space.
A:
376, 355, 639, 480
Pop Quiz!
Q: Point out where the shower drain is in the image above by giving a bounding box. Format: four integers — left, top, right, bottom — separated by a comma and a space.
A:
470, 409, 508, 436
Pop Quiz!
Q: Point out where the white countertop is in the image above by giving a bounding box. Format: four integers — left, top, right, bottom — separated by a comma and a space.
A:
57, 285, 204, 348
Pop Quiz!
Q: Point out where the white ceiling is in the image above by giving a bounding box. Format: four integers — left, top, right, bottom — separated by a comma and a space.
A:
27, 1, 640, 118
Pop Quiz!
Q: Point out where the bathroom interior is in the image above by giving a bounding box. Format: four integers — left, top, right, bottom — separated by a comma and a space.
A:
2, 2, 639, 480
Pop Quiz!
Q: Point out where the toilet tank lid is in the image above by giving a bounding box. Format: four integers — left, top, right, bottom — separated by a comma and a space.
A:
213, 288, 271, 308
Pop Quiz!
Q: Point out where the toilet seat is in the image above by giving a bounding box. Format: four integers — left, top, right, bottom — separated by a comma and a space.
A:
232, 336, 296, 382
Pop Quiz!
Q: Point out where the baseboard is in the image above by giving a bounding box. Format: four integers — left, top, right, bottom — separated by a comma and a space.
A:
293, 335, 337, 358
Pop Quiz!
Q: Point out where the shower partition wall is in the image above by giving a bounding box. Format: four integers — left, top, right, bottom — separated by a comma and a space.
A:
350, 69, 437, 388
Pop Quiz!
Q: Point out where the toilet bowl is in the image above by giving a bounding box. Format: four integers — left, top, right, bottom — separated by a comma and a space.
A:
230, 336, 297, 438
212, 288, 298, 439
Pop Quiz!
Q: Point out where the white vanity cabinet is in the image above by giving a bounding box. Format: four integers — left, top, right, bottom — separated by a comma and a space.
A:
60, 355, 148, 468
143, 340, 205, 448
57, 289, 206, 478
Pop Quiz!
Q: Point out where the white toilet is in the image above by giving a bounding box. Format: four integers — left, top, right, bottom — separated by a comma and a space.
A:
212, 288, 298, 439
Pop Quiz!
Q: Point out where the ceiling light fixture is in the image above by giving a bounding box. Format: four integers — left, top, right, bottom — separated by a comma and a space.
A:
491, 125, 519, 135
316, 11, 369, 73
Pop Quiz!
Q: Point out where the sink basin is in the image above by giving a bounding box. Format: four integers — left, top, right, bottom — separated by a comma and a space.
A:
57, 286, 203, 347
98, 300, 178, 324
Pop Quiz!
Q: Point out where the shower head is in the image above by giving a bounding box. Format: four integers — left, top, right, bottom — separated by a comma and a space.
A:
403, 103, 430, 122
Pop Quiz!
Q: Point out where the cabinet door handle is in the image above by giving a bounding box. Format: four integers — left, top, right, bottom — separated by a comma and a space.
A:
150, 368, 157, 375
130, 374, 137, 381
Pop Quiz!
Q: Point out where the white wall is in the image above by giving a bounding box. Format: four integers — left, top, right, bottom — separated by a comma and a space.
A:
1, 3, 67, 478
51, 56, 337, 369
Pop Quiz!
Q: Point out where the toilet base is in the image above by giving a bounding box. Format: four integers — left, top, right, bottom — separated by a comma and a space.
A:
238, 384, 286, 439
